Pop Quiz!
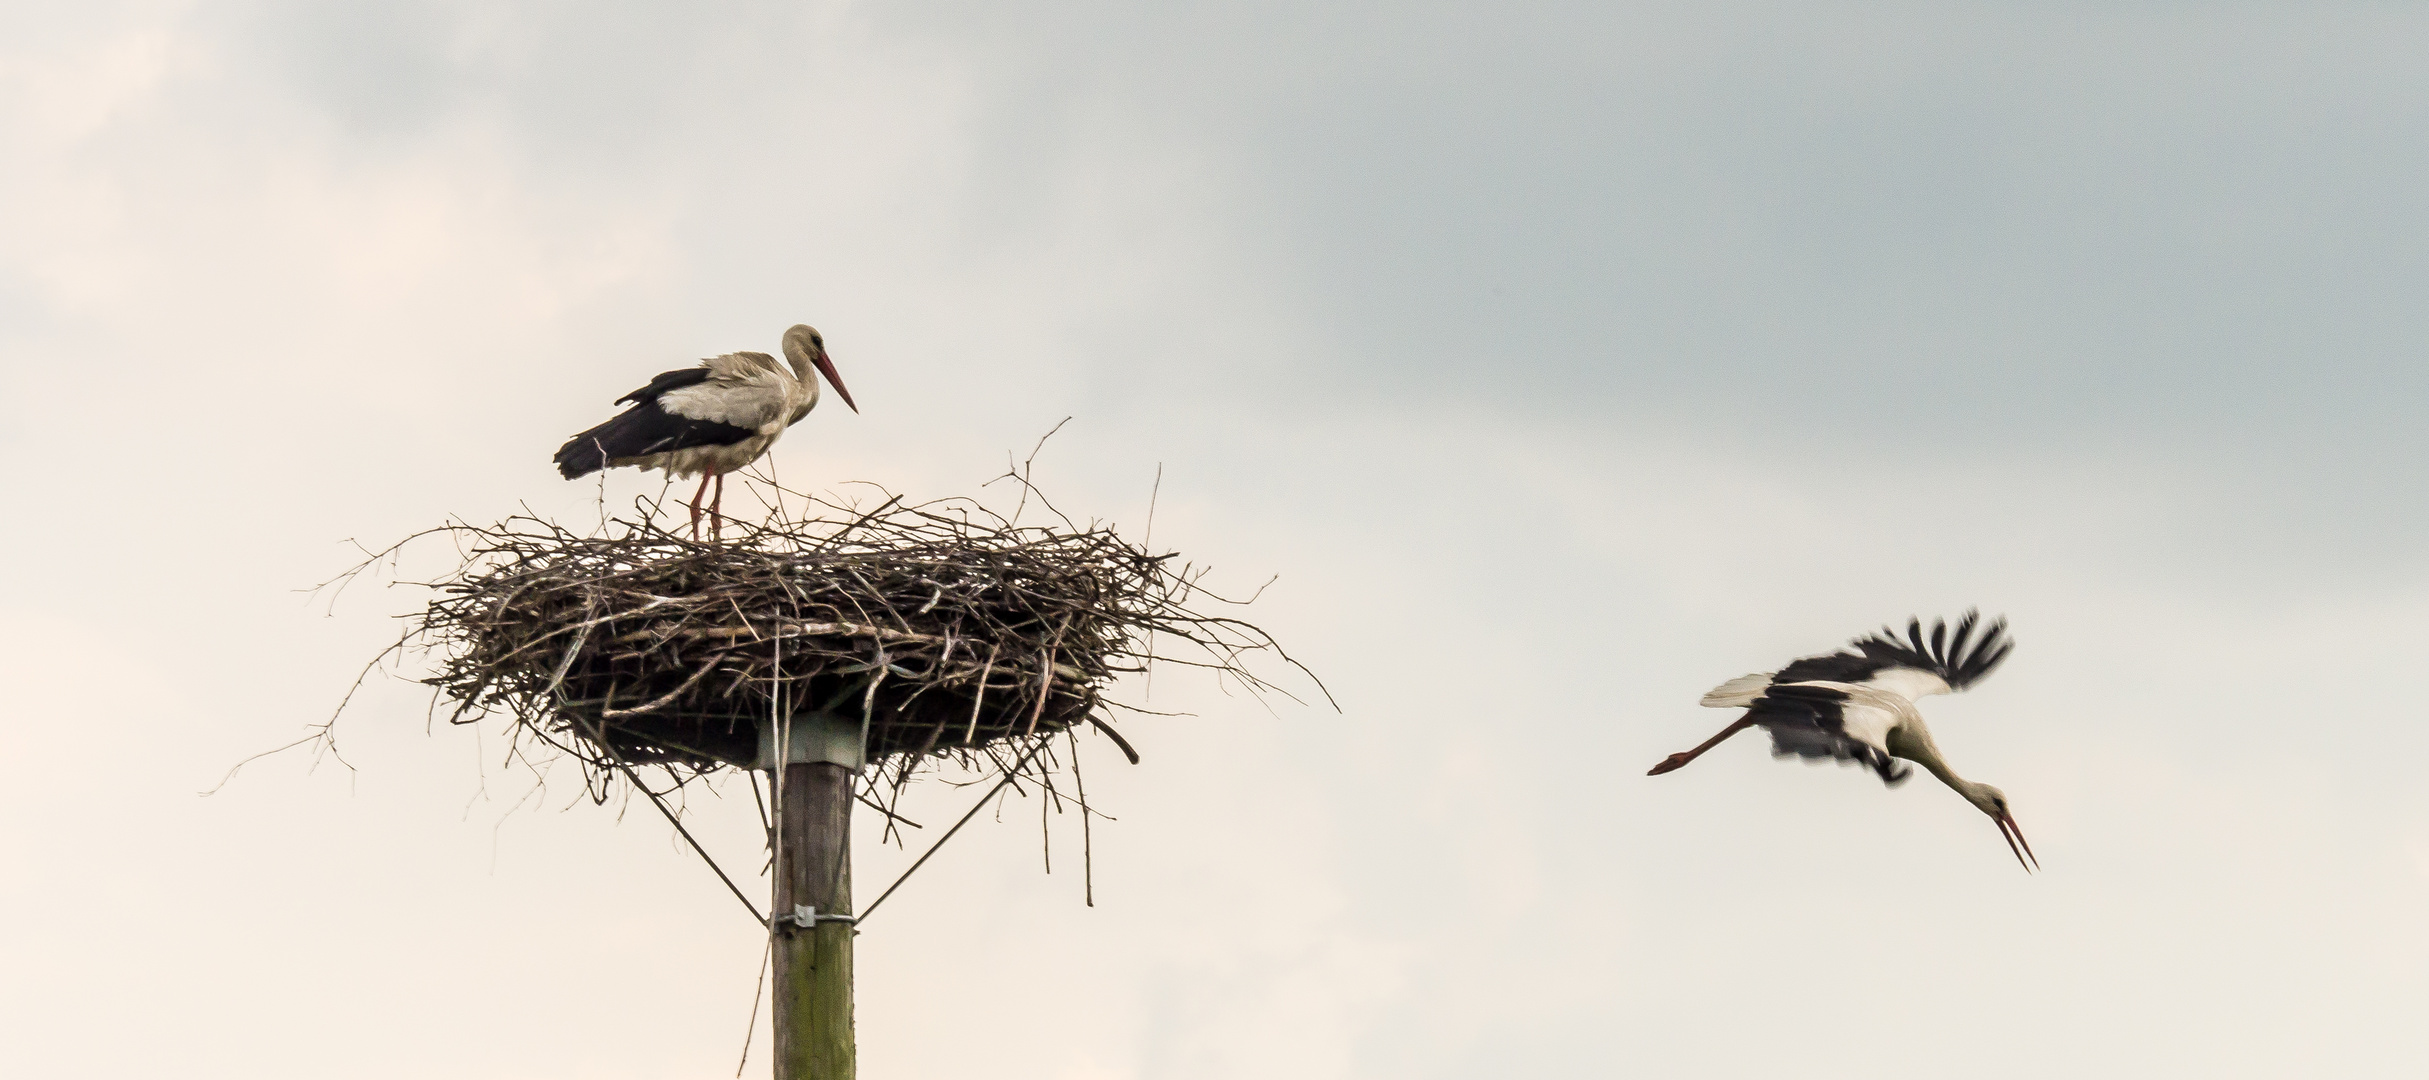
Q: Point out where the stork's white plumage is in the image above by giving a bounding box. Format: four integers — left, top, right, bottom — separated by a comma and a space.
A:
553, 324, 858, 538
1649, 612, 2036, 871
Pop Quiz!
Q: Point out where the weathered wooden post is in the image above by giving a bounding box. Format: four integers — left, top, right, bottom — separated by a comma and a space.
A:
763, 714, 864, 1079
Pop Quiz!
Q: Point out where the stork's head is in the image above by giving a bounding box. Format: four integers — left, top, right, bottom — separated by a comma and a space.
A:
1963, 783, 2038, 873
782, 323, 858, 413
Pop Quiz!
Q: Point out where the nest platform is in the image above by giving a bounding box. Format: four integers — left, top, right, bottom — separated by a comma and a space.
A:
381, 486, 1300, 793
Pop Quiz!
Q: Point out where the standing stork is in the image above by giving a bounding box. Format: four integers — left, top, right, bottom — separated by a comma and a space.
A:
1648, 612, 2037, 871
553, 324, 858, 539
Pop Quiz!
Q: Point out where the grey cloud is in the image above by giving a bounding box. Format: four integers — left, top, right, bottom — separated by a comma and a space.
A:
838, 4, 2429, 454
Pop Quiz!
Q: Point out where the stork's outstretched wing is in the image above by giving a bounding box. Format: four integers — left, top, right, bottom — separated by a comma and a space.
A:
1775, 611, 2012, 692
1704, 680, 1911, 786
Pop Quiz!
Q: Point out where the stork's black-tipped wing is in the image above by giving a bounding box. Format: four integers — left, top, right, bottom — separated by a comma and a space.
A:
1748, 683, 1911, 786
1851, 610, 2012, 691
553, 366, 755, 479
1770, 610, 2013, 692
554, 410, 759, 478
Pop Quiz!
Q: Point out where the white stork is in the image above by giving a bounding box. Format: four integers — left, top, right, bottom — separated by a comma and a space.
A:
553, 324, 857, 538
1648, 612, 2037, 871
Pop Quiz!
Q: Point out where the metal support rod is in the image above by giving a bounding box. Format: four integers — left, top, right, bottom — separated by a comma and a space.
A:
772, 761, 854, 1080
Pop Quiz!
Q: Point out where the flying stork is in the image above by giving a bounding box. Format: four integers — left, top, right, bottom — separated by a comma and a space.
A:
1648, 612, 2037, 871
552, 324, 857, 538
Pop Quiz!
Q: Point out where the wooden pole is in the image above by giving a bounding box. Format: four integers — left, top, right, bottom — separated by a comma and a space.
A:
772, 761, 855, 1080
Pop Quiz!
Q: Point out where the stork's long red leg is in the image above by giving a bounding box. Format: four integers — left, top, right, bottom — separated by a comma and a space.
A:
687, 472, 714, 539
1647, 717, 1756, 776
710, 473, 726, 541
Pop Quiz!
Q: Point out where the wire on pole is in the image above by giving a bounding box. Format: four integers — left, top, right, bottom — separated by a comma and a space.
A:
857, 734, 1057, 923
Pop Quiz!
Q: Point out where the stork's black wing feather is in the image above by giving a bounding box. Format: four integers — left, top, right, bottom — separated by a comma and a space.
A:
554, 365, 760, 479
553, 399, 756, 479
1772, 610, 2014, 692
1851, 610, 2012, 690
1747, 683, 1910, 786
614, 366, 714, 406
1772, 648, 1900, 685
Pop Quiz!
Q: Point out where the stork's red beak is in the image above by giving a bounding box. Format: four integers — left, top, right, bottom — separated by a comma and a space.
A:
1995, 810, 2039, 873
813, 348, 859, 413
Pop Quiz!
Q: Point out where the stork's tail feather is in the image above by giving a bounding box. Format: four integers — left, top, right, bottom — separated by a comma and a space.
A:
1700, 672, 1776, 708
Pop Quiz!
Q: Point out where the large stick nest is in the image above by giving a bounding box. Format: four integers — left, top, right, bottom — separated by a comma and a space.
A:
362, 478, 1311, 797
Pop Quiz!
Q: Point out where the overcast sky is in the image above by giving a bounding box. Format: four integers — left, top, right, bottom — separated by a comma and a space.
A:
8, 3, 2429, 1077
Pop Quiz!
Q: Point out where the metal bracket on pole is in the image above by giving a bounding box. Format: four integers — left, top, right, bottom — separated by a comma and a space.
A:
771, 904, 859, 934
755, 711, 866, 772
